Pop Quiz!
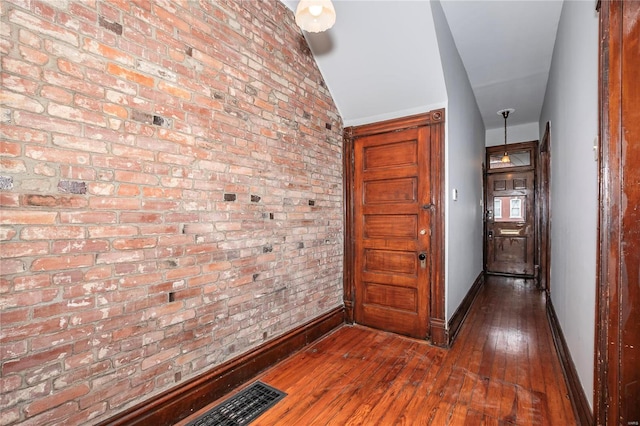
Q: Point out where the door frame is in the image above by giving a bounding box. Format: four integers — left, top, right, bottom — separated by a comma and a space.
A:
595, 0, 640, 423
343, 109, 447, 346
537, 123, 551, 293
483, 140, 540, 279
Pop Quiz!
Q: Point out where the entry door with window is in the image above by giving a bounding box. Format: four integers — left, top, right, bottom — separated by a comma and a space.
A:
485, 142, 537, 276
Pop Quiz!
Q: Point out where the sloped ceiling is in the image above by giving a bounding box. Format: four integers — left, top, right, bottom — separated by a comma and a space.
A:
281, 0, 447, 127
281, 0, 563, 131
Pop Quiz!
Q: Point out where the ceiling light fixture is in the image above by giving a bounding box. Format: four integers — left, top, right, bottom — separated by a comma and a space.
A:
295, 0, 336, 33
497, 108, 515, 163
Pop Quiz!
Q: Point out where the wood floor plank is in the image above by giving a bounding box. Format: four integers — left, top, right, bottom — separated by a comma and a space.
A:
258, 328, 352, 390
376, 346, 445, 425
176, 276, 578, 426
356, 341, 429, 424
254, 330, 390, 425
325, 339, 414, 425
449, 403, 469, 425
499, 383, 518, 423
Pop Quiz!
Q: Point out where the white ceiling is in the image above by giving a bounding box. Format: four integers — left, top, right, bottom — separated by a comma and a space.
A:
282, 0, 448, 127
440, 1, 563, 129
281, 0, 564, 130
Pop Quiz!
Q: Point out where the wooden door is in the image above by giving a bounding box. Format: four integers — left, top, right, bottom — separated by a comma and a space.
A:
485, 168, 535, 276
353, 126, 431, 338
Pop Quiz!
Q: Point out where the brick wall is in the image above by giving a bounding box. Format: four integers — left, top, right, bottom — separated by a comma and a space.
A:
0, 0, 344, 424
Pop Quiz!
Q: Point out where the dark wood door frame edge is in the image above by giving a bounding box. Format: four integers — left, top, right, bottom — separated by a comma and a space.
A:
343, 127, 355, 324
538, 122, 551, 293
595, 1, 640, 423
546, 295, 594, 425
429, 109, 446, 347
447, 272, 485, 347
97, 306, 345, 426
343, 109, 447, 347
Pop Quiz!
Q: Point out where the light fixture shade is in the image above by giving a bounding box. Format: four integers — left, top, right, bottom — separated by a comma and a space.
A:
295, 0, 336, 33
501, 154, 511, 163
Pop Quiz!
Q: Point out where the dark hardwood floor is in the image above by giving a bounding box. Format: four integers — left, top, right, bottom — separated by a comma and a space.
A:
178, 276, 576, 425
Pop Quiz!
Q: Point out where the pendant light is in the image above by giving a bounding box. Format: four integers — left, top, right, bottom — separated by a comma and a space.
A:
497, 108, 515, 163
295, 0, 336, 33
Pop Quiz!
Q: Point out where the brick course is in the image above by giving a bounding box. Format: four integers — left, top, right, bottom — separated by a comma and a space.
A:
0, 0, 343, 424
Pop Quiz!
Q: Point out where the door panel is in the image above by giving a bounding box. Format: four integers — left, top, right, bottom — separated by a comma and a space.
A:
363, 178, 417, 203
363, 282, 417, 311
363, 215, 417, 239
354, 127, 430, 338
486, 170, 535, 276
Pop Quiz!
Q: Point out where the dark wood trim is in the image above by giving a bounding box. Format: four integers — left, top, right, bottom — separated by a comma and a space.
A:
98, 307, 345, 426
537, 123, 551, 293
447, 272, 484, 347
428, 110, 446, 347
343, 108, 446, 347
347, 109, 444, 138
546, 295, 594, 426
343, 128, 355, 324
595, 3, 613, 422
539, 122, 550, 153
596, 1, 640, 423
485, 140, 538, 175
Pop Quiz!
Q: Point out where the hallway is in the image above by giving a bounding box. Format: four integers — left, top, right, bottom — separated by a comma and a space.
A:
179, 276, 576, 425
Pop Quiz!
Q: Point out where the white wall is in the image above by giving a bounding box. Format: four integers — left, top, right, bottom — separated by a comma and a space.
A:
431, 1, 486, 322
485, 122, 540, 147
282, 0, 448, 127
539, 0, 598, 409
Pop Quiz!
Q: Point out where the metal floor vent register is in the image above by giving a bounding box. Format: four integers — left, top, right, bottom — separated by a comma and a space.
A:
186, 381, 286, 426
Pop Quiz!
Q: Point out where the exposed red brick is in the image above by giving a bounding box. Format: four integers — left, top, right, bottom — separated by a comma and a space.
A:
0, 158, 27, 172
51, 239, 110, 254
52, 134, 108, 153
70, 3, 98, 23
107, 63, 154, 87
9, 9, 78, 47
20, 226, 86, 240
18, 45, 49, 65
0, 211, 57, 225
103, 102, 128, 118
87, 225, 138, 238
116, 183, 140, 196
1, 241, 49, 258
2, 344, 73, 375
2, 57, 42, 80
13, 274, 51, 291
1, 0, 343, 423
2, 73, 40, 96
44, 70, 106, 98
88, 197, 140, 210
31, 254, 94, 272
20, 402, 78, 426
0, 193, 20, 208
48, 103, 107, 128
84, 39, 132, 65
40, 85, 74, 104
25, 383, 89, 416
14, 111, 83, 136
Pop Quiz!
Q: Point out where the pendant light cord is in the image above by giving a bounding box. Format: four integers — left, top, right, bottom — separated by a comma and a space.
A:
503, 110, 508, 151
